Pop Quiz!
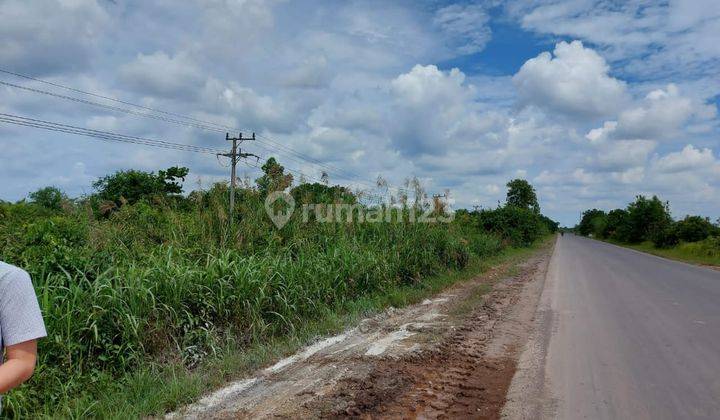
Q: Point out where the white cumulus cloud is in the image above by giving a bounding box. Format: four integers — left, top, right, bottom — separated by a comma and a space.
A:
513, 40, 628, 119
653, 144, 717, 174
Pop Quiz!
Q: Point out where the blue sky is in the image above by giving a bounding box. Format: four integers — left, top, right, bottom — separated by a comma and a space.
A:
1, 0, 719, 226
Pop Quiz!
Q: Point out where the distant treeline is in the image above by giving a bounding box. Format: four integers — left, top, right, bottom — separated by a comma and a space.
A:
576, 195, 719, 248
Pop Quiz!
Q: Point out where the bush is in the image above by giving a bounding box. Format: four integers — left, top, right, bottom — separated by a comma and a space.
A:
578, 209, 606, 237
467, 233, 503, 257
9, 215, 91, 277
603, 209, 630, 241
684, 236, 720, 258
652, 224, 680, 248
28, 186, 68, 211
675, 215, 715, 242
476, 205, 548, 246
290, 182, 356, 205
93, 166, 188, 206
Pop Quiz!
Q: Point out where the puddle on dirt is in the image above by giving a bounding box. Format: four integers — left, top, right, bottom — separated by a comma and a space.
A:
264, 333, 349, 374
365, 324, 416, 356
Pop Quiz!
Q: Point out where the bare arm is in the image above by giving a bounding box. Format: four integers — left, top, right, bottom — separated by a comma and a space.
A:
0, 340, 38, 393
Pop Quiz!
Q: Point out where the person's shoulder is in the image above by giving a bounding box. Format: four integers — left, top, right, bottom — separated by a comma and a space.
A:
0, 261, 31, 286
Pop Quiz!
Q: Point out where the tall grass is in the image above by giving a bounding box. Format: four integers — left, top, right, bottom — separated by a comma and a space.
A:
0, 184, 520, 417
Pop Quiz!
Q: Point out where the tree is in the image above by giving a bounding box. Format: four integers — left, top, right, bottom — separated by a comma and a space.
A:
255, 158, 293, 196
625, 195, 672, 243
506, 179, 539, 213
675, 215, 715, 242
603, 209, 629, 240
93, 166, 189, 205
157, 166, 189, 195
652, 223, 680, 248
577, 209, 606, 237
28, 186, 67, 211
539, 214, 559, 233
476, 206, 546, 246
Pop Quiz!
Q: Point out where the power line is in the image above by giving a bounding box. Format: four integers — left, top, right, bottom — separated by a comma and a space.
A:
0, 68, 371, 184
0, 68, 399, 199
0, 80, 228, 134
0, 113, 225, 154
0, 112, 388, 201
2, 77, 380, 189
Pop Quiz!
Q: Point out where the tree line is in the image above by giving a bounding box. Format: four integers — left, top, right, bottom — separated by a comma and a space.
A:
576, 195, 719, 248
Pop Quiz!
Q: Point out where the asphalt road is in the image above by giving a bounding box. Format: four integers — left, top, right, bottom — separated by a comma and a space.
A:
541, 234, 720, 419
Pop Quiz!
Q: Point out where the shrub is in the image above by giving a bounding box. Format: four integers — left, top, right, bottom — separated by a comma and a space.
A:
476, 206, 548, 246
93, 166, 188, 206
291, 182, 356, 205
675, 215, 715, 242
578, 209, 606, 237
467, 233, 503, 257
12, 215, 91, 277
28, 186, 68, 211
603, 209, 630, 241
652, 224, 680, 248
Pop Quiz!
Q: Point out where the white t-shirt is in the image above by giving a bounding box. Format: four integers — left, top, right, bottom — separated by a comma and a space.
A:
0, 261, 47, 409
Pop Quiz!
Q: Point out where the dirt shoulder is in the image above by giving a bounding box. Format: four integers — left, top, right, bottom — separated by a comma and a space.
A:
170, 240, 555, 419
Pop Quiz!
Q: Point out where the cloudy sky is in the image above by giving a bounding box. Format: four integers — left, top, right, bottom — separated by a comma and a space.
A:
1, 0, 719, 225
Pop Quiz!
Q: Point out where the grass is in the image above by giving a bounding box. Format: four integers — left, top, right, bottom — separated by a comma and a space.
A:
1, 181, 556, 418
611, 240, 720, 268
39, 237, 551, 419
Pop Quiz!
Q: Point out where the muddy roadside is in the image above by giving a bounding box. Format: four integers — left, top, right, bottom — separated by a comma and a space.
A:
169, 238, 555, 419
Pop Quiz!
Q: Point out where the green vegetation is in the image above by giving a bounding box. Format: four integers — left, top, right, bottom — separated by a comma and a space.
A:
576, 195, 719, 266
613, 238, 720, 267
457, 179, 558, 247
0, 165, 555, 418
505, 178, 540, 214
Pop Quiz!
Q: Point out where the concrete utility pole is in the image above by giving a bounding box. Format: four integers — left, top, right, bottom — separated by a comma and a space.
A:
218, 132, 258, 222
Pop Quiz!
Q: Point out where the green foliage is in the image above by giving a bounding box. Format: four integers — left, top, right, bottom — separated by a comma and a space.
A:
539, 214, 560, 233
603, 209, 630, 241
675, 215, 716, 242
255, 158, 293, 196
0, 165, 553, 417
290, 183, 356, 205
93, 166, 189, 206
475, 205, 549, 247
158, 166, 190, 195
577, 209, 606, 237
0, 201, 480, 415
7, 215, 91, 277
456, 180, 555, 247
577, 195, 717, 252
622, 237, 720, 267
652, 224, 680, 248
625, 195, 672, 243
466, 233, 503, 257
505, 179, 540, 213
28, 186, 68, 211
683, 235, 720, 260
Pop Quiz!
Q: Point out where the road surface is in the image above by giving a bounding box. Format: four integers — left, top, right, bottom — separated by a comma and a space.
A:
538, 234, 720, 419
